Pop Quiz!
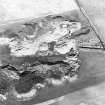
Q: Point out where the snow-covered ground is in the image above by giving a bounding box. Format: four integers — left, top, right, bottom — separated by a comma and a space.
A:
0, 0, 78, 22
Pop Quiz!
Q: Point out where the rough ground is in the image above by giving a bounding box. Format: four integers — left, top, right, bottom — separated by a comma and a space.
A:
0, 0, 105, 105
49, 0, 105, 105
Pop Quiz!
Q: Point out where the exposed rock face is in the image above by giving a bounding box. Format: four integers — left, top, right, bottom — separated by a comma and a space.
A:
4, 17, 81, 57
0, 9, 102, 102
0, 14, 82, 101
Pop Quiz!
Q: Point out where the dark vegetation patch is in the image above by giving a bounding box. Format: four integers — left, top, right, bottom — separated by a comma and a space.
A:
0, 73, 10, 95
